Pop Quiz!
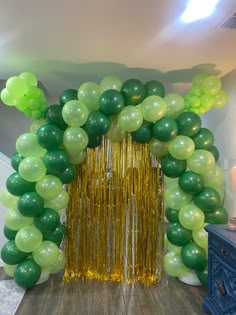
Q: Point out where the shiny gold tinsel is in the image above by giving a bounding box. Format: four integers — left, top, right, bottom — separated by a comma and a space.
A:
64, 136, 165, 285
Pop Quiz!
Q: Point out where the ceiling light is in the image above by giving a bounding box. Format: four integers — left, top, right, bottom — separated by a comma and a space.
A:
180, 0, 220, 23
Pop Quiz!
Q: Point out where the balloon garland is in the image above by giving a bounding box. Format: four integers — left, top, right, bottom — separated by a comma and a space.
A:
0, 73, 228, 289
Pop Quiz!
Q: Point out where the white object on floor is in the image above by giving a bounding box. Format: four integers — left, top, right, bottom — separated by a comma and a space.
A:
0, 279, 25, 315
178, 270, 202, 286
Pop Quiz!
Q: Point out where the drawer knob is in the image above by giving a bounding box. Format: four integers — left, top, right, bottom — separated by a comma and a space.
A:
218, 282, 226, 296
220, 248, 229, 256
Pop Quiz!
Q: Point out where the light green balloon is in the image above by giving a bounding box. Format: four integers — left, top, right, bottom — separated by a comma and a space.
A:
49, 249, 65, 274
118, 105, 143, 132
19, 72, 37, 87
32, 241, 59, 268
15, 225, 43, 253
168, 136, 195, 160
140, 95, 166, 122
6, 76, 28, 98
213, 90, 228, 108
178, 204, 205, 230
36, 268, 50, 284
201, 76, 221, 96
165, 186, 192, 210
19, 157, 47, 182
164, 94, 185, 119
0, 88, 16, 106
202, 165, 225, 187
192, 223, 208, 249
3, 264, 17, 277
63, 127, 89, 153
62, 100, 89, 127
106, 117, 127, 142
187, 149, 215, 175
36, 175, 63, 200
164, 234, 182, 255
16, 133, 46, 158
163, 252, 186, 277
0, 189, 18, 208
78, 82, 101, 111
4, 208, 33, 231
45, 190, 69, 211
148, 138, 169, 157
100, 76, 123, 92
68, 150, 87, 165
164, 176, 179, 189
30, 119, 47, 133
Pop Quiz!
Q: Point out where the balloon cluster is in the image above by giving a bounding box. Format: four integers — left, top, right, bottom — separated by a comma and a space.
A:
0, 72, 47, 119
0, 74, 228, 289
184, 73, 228, 115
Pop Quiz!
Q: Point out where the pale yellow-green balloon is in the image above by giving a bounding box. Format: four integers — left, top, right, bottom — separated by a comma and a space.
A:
45, 190, 69, 211
4, 208, 33, 231
148, 138, 170, 157
63, 127, 89, 153
106, 117, 127, 142
213, 90, 228, 108
178, 203, 205, 231
68, 150, 87, 165
100, 76, 123, 92
0, 188, 18, 208
3, 263, 17, 277
117, 105, 143, 132
16, 133, 46, 158
15, 225, 43, 253
32, 241, 59, 268
164, 94, 185, 119
165, 186, 192, 210
168, 136, 195, 160
140, 95, 166, 122
19, 157, 47, 182
163, 252, 186, 277
62, 100, 89, 127
30, 119, 47, 133
49, 249, 65, 274
202, 165, 225, 187
164, 176, 179, 189
192, 223, 208, 249
78, 82, 101, 111
0, 88, 16, 106
36, 175, 63, 200
187, 149, 215, 175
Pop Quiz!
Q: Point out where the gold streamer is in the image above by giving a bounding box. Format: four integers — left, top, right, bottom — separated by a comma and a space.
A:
64, 135, 165, 285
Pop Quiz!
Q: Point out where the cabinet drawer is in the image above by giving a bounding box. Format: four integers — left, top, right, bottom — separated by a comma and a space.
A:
209, 234, 236, 265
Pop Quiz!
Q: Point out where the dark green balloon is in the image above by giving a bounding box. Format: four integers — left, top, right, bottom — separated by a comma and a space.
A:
43, 223, 66, 246
121, 79, 146, 105
99, 89, 125, 116
14, 259, 41, 289
43, 149, 70, 173
166, 222, 192, 247
11, 152, 24, 171
87, 134, 103, 148
6, 172, 35, 196
45, 105, 68, 130
131, 121, 152, 143
53, 164, 77, 184
165, 207, 179, 223
37, 123, 64, 150
205, 206, 228, 224
161, 154, 187, 178
85, 110, 111, 136
3, 225, 17, 240
1, 240, 28, 265
152, 117, 178, 142
144, 80, 165, 98
181, 242, 207, 271
176, 111, 201, 136
193, 187, 221, 212
191, 128, 214, 150
178, 171, 204, 195
196, 264, 208, 287
18, 192, 44, 217
60, 89, 78, 105
208, 145, 219, 162
34, 208, 60, 234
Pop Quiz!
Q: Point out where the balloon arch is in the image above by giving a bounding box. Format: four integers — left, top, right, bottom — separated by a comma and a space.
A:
0, 72, 228, 289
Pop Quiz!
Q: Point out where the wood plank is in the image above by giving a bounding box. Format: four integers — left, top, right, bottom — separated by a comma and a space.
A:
123, 294, 144, 315
135, 282, 160, 315
57, 280, 78, 315
106, 281, 126, 315
74, 280, 93, 315
40, 279, 65, 315
92, 280, 109, 315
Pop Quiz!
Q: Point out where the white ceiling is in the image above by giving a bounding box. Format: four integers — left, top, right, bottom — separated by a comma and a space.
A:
1, 0, 236, 97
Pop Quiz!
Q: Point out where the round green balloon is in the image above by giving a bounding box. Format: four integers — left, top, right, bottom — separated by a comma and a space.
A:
43, 149, 70, 173
60, 89, 78, 105
19, 157, 47, 182
4, 208, 33, 231
0, 189, 18, 208
178, 204, 205, 231
99, 89, 125, 116
1, 240, 28, 265
164, 94, 185, 119
49, 249, 65, 274
63, 127, 89, 152
100, 76, 123, 92
202, 165, 225, 188
34, 208, 60, 234
68, 150, 86, 165
43, 223, 66, 246
118, 105, 143, 132
131, 121, 152, 143
11, 152, 24, 171
62, 100, 89, 127
176, 111, 202, 136
37, 124, 64, 150
167, 222, 192, 247
18, 192, 44, 217
196, 264, 208, 287
152, 116, 178, 142
181, 242, 207, 271
6, 76, 28, 98
161, 154, 187, 178
193, 187, 221, 212
187, 149, 215, 175
15, 225, 43, 253
192, 224, 208, 249
204, 206, 228, 224
165, 207, 180, 223
121, 79, 146, 105
30, 118, 47, 134
3, 225, 18, 240
52, 164, 76, 184
165, 185, 192, 210
35, 175, 63, 201
32, 240, 59, 268
207, 145, 219, 162
85, 110, 111, 136
14, 258, 41, 289
6, 172, 35, 196
191, 128, 214, 150
140, 95, 167, 122
163, 252, 185, 277
45, 105, 68, 130
168, 136, 195, 160
201, 76, 221, 96
106, 118, 127, 142
19, 72, 37, 86
3, 263, 17, 277
144, 80, 165, 98
87, 133, 103, 148
78, 82, 101, 111
16, 133, 46, 158
178, 171, 204, 195
45, 190, 69, 211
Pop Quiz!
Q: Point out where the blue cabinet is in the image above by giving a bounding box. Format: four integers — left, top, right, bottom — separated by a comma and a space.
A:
203, 224, 236, 315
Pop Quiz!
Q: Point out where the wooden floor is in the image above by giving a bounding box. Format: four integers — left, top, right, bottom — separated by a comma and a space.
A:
0, 268, 207, 315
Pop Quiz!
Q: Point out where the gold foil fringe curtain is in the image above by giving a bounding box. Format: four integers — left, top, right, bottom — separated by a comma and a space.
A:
64, 136, 165, 285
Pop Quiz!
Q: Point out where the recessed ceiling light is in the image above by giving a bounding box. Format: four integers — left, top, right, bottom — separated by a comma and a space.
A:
180, 0, 220, 23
